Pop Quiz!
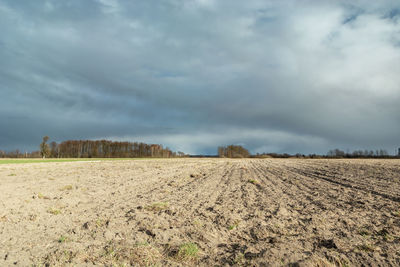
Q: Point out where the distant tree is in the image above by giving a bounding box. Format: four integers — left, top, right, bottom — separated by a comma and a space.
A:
327, 149, 346, 157
50, 141, 59, 158
217, 146, 225, 157
218, 145, 250, 158
40, 136, 50, 159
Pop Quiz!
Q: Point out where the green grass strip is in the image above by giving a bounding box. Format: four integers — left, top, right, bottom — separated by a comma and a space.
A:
0, 158, 147, 164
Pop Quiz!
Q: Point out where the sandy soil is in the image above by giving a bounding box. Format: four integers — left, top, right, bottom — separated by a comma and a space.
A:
0, 158, 400, 266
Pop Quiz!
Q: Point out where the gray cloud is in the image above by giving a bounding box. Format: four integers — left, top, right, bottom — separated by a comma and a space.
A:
1, 0, 400, 154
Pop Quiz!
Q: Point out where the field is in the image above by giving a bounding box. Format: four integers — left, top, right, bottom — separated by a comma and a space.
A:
0, 158, 399, 266
0, 158, 141, 164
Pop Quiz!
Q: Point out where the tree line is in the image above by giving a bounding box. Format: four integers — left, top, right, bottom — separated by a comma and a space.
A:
0, 137, 186, 158
1, 138, 398, 159
217, 146, 398, 159
0, 150, 40, 158
44, 138, 181, 158
326, 148, 391, 158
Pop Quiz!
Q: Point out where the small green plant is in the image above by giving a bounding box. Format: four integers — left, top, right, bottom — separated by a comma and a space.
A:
145, 202, 169, 211
228, 220, 240, 230
8, 173, 16, 176
104, 244, 116, 257
177, 243, 199, 260
47, 208, 61, 215
58, 236, 68, 243
248, 179, 259, 185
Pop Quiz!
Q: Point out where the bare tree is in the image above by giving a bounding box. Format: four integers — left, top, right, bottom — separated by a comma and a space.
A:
40, 136, 50, 159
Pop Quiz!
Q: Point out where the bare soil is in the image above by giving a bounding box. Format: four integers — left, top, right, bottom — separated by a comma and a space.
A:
0, 158, 400, 266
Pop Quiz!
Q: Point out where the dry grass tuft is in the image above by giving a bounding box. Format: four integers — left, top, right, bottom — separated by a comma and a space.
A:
176, 242, 199, 262
97, 241, 163, 266
145, 202, 169, 212
59, 185, 73, 191
47, 208, 61, 215
37, 192, 50, 199
306, 255, 351, 267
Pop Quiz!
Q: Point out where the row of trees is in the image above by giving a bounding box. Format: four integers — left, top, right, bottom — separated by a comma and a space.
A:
0, 150, 41, 158
218, 145, 250, 158
216, 146, 397, 159
1, 138, 398, 159
327, 149, 391, 158
38, 137, 182, 158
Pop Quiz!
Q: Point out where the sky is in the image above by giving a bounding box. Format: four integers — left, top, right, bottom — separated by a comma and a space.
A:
0, 0, 400, 155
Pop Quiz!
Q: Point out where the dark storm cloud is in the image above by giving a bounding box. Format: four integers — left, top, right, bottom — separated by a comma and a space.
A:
1, 0, 400, 154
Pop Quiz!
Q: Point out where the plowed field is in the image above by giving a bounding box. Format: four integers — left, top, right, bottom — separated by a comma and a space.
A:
1, 159, 399, 266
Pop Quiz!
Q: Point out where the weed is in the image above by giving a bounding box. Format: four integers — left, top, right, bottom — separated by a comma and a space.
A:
377, 229, 393, 241
58, 236, 68, 243
357, 243, 375, 252
104, 243, 116, 257
248, 179, 259, 185
59, 185, 73, 191
38, 192, 50, 199
177, 243, 199, 261
47, 208, 61, 215
359, 230, 370, 237
8, 173, 16, 176
145, 202, 169, 212
100, 241, 162, 266
96, 218, 109, 227
228, 220, 240, 230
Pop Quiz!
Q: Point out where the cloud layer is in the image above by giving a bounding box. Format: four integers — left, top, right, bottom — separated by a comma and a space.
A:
1, 0, 400, 154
